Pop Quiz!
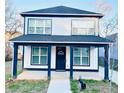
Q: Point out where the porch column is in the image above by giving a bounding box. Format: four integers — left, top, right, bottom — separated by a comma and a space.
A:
104, 45, 109, 80
12, 43, 18, 79
48, 45, 51, 80
70, 46, 73, 79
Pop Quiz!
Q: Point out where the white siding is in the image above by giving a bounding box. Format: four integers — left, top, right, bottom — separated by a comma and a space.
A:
24, 46, 48, 69
66, 46, 70, 69
24, 46, 98, 70
51, 46, 56, 69
25, 17, 99, 35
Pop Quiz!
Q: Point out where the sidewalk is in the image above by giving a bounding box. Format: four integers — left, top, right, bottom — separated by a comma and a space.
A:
47, 79, 72, 93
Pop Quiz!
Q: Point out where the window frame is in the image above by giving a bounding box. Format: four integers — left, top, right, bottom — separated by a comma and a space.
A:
73, 47, 90, 66
71, 19, 95, 35
31, 46, 48, 65
27, 18, 52, 35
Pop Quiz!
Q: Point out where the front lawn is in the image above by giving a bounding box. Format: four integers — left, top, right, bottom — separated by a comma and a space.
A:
6, 80, 49, 93
5, 61, 22, 81
71, 79, 118, 93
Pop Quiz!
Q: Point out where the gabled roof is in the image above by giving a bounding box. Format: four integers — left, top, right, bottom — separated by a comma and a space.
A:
10, 34, 112, 44
21, 6, 103, 18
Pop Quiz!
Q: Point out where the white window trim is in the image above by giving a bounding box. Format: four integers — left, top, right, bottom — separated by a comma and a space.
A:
31, 47, 48, 65
28, 18, 52, 35
73, 47, 90, 66
71, 19, 96, 35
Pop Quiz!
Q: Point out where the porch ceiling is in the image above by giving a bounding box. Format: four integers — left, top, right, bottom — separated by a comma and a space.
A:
10, 34, 113, 45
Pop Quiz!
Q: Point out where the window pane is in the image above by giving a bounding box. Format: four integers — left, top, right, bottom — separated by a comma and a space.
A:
72, 20, 95, 35
73, 48, 81, 57
82, 48, 89, 57
29, 27, 35, 34
45, 20, 51, 27
73, 57, 80, 65
29, 19, 35, 27
28, 19, 35, 34
40, 56, 47, 64
32, 48, 39, 55
72, 28, 78, 34
36, 20, 44, 27
41, 48, 47, 55
36, 27, 44, 34
45, 27, 51, 34
82, 57, 89, 65
32, 56, 39, 64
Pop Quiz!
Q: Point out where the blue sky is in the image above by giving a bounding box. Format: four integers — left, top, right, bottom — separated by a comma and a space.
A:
13, 0, 117, 16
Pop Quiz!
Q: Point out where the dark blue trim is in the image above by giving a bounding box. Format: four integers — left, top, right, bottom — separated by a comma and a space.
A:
13, 43, 18, 79
22, 45, 24, 69
24, 17, 25, 35
104, 45, 109, 80
27, 18, 29, 34
48, 45, 51, 80
23, 68, 98, 72
15, 42, 108, 47
98, 47, 99, 71
70, 46, 73, 79
21, 14, 102, 18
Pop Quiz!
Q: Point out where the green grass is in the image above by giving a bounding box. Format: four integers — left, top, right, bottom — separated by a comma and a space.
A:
71, 80, 80, 93
5, 61, 49, 93
6, 80, 49, 93
71, 79, 118, 93
5, 61, 22, 81
5, 70, 22, 81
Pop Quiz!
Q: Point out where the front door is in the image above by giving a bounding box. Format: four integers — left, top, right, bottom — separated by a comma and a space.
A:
56, 47, 66, 71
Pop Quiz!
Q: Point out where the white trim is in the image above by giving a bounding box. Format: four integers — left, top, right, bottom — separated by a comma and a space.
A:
28, 19, 52, 34
73, 47, 90, 66
21, 13, 103, 17
31, 47, 48, 65
11, 41, 112, 44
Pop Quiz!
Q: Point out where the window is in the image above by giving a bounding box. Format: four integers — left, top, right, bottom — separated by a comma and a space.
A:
28, 19, 51, 34
31, 47, 48, 65
73, 47, 90, 66
72, 20, 95, 35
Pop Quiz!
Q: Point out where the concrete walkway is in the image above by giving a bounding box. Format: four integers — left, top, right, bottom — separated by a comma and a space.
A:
47, 79, 72, 93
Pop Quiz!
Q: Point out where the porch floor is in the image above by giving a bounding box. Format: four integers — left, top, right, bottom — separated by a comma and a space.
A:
17, 70, 103, 80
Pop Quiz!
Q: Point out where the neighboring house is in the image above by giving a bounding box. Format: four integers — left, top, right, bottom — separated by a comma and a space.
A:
5, 31, 22, 61
99, 33, 118, 60
10, 6, 112, 80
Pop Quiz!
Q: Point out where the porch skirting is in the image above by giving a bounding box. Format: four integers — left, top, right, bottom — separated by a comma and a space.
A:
17, 70, 103, 80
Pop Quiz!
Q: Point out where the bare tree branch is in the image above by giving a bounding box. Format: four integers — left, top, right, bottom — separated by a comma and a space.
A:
5, 0, 23, 38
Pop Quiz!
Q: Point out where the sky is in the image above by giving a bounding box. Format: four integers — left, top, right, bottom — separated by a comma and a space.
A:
12, 0, 117, 16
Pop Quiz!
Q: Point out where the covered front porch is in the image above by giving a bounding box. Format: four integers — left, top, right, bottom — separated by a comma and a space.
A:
10, 35, 113, 80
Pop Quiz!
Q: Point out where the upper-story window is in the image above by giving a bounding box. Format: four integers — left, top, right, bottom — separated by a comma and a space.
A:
72, 20, 95, 35
28, 19, 52, 34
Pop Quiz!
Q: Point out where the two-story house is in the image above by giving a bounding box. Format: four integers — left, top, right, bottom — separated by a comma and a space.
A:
10, 6, 112, 80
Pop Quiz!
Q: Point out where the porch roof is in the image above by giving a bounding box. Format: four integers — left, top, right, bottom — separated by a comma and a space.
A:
10, 34, 113, 44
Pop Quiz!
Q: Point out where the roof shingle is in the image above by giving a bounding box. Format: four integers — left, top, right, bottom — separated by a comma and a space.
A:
21, 6, 103, 18
10, 34, 113, 44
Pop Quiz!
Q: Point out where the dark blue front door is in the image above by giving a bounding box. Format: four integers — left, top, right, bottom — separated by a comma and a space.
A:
56, 47, 66, 71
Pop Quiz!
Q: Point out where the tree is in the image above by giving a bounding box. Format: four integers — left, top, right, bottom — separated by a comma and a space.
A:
5, 0, 23, 36
94, 0, 118, 37
5, 0, 23, 61
94, 1, 118, 93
